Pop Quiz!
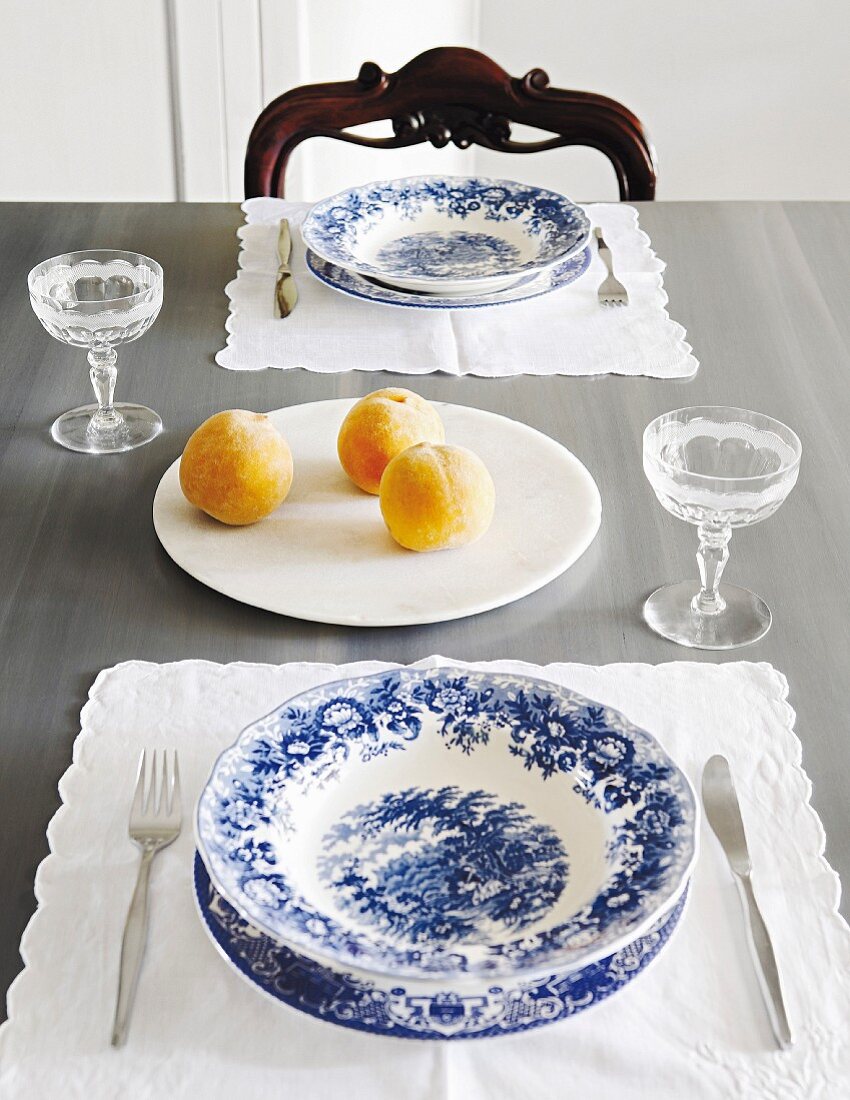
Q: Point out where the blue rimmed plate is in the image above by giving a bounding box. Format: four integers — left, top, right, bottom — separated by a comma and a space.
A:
306, 245, 591, 310
196, 668, 697, 981
195, 853, 688, 1040
301, 176, 591, 295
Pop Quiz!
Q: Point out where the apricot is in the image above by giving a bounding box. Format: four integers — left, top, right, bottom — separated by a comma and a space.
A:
337, 388, 444, 494
179, 410, 293, 525
379, 443, 496, 552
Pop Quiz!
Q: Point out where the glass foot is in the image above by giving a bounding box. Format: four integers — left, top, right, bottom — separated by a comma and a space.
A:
51, 403, 162, 454
644, 581, 772, 650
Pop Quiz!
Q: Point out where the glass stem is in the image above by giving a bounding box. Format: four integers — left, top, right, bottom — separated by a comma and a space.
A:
87, 345, 127, 438
692, 522, 732, 615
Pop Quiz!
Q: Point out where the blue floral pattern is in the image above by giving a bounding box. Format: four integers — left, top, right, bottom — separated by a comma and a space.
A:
301, 175, 590, 282
195, 854, 687, 1041
306, 245, 590, 310
319, 786, 569, 944
197, 668, 696, 980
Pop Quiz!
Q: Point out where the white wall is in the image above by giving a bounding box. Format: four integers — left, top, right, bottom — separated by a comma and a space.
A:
1, 0, 177, 201
477, 0, 850, 201
1, 0, 849, 202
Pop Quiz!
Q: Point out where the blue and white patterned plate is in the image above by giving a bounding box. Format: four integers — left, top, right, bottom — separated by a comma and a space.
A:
306, 245, 591, 310
196, 668, 697, 982
301, 176, 591, 295
195, 853, 688, 1040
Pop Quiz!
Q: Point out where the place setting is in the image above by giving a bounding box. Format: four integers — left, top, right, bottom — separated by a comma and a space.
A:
4, 35, 850, 1100
4, 655, 848, 1096
217, 173, 697, 378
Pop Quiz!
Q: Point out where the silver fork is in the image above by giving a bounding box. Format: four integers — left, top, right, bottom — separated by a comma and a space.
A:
111, 749, 182, 1047
595, 226, 629, 306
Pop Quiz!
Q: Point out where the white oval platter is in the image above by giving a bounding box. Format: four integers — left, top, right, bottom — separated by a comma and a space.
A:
152, 399, 601, 627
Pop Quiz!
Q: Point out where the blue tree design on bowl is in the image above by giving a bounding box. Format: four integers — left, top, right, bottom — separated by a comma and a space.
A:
319, 786, 569, 944
197, 668, 697, 981
374, 231, 522, 278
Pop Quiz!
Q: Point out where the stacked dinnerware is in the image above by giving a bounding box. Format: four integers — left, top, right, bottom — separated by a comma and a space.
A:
194, 667, 697, 1040
300, 176, 593, 310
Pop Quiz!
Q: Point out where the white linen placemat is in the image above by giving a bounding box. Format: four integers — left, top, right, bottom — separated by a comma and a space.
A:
216, 200, 698, 378
2, 657, 847, 1099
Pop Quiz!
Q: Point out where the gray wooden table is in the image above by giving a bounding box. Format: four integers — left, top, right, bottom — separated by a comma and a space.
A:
1, 201, 848, 1020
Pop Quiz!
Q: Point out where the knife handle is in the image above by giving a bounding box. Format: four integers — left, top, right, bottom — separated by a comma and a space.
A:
734, 873, 793, 1049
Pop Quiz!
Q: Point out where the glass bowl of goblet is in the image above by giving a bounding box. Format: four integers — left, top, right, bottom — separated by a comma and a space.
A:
28, 249, 163, 454
643, 406, 801, 650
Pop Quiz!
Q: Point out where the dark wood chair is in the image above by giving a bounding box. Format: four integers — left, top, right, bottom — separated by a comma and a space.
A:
245, 47, 657, 201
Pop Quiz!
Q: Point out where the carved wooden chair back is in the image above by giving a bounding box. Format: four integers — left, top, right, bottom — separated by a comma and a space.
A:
245, 47, 657, 200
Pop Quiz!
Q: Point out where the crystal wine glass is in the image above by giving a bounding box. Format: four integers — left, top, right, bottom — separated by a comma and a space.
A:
643, 406, 801, 649
28, 250, 163, 453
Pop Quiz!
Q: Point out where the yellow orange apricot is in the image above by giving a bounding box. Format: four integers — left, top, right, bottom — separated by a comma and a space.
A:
379, 442, 496, 551
179, 410, 293, 525
337, 388, 444, 494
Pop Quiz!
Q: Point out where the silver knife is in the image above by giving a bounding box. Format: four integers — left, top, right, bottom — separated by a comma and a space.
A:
274, 219, 298, 318
701, 754, 793, 1050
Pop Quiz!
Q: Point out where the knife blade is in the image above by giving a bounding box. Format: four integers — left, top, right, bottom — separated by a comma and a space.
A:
701, 754, 793, 1050
274, 219, 298, 318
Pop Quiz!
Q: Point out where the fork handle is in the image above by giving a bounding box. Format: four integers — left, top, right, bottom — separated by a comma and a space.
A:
111, 848, 154, 1047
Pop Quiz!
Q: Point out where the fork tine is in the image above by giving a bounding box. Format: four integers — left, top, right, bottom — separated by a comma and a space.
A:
146, 750, 158, 815
158, 749, 170, 817
130, 750, 147, 821
171, 751, 181, 818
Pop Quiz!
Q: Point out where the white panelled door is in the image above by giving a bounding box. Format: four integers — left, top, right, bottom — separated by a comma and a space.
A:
170, 0, 478, 201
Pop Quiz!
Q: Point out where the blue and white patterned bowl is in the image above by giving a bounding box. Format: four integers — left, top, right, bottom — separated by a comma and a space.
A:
301, 176, 591, 295
195, 853, 689, 1040
196, 668, 697, 982
306, 245, 591, 310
